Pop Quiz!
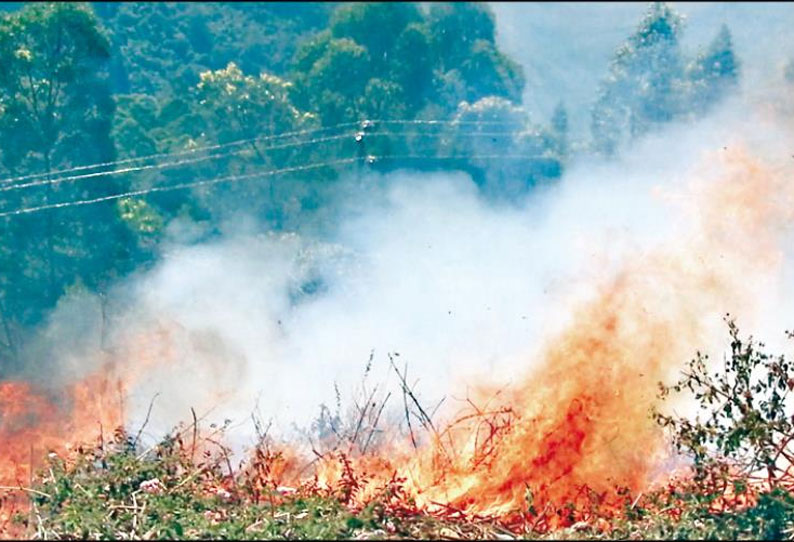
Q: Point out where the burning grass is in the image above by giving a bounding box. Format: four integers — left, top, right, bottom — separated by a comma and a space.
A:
4, 319, 794, 540
1, 425, 518, 540
0, 419, 792, 540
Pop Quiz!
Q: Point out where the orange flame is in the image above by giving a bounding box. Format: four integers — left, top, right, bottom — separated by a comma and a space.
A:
313, 147, 794, 524
0, 370, 125, 535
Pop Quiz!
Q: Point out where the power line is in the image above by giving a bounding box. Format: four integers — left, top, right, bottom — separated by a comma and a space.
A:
0, 153, 547, 219
0, 158, 360, 218
0, 130, 535, 193
374, 154, 550, 161
0, 122, 363, 186
369, 119, 529, 126
0, 132, 360, 193
0, 118, 535, 186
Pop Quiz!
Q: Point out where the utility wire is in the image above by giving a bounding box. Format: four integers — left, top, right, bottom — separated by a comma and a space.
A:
368, 119, 528, 126
0, 132, 360, 193
0, 122, 363, 186
0, 153, 545, 219
374, 154, 549, 161
0, 158, 360, 218
0, 118, 535, 186
0, 130, 535, 193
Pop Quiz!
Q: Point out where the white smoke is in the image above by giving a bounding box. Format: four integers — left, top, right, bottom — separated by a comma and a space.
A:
25, 97, 763, 454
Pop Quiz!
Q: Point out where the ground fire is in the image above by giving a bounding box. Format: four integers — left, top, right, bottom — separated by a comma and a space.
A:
1, 146, 793, 538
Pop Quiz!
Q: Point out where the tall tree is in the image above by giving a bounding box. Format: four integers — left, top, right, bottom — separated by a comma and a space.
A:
191, 62, 320, 225
329, 2, 421, 74
687, 24, 739, 115
0, 2, 116, 174
0, 3, 133, 348
437, 97, 561, 200
89, 3, 336, 96
590, 2, 740, 156
291, 2, 525, 125
292, 35, 373, 126
590, 2, 686, 155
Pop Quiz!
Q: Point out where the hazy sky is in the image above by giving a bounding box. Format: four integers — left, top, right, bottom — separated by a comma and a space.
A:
490, 2, 794, 133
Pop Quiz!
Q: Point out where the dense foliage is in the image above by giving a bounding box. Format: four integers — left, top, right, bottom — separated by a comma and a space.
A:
0, 3, 136, 348
93, 2, 336, 96
8, 425, 508, 540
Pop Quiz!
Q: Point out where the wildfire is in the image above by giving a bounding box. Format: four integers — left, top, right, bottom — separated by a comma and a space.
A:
312, 146, 794, 524
1, 145, 793, 536
0, 371, 125, 535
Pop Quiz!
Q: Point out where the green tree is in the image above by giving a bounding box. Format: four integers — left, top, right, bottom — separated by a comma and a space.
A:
438, 97, 561, 199
292, 35, 372, 126
425, 2, 496, 71
627, 1, 686, 132
92, 3, 336, 96
113, 59, 340, 235
591, 3, 742, 156
391, 22, 433, 111
0, 3, 133, 358
292, 2, 525, 125
427, 3, 523, 106
191, 62, 320, 225
590, 2, 686, 155
196, 62, 315, 150
112, 94, 161, 158
687, 24, 739, 115
329, 2, 421, 74
0, 2, 116, 174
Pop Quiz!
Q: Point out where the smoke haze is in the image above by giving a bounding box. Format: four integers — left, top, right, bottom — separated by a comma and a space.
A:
19, 83, 791, 465
490, 2, 794, 133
